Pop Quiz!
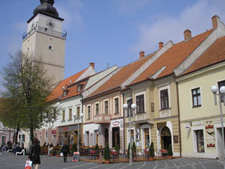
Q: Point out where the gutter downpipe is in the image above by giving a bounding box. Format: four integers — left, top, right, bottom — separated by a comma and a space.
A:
176, 81, 182, 157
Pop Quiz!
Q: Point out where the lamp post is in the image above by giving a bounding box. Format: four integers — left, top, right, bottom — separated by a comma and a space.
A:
211, 85, 225, 168
45, 117, 55, 156
123, 103, 136, 166
73, 112, 83, 160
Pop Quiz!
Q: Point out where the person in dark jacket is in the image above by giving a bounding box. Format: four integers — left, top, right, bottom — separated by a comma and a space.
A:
61, 142, 70, 162
29, 138, 41, 169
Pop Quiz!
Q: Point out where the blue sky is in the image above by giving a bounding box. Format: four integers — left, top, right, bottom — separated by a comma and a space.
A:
0, 0, 225, 92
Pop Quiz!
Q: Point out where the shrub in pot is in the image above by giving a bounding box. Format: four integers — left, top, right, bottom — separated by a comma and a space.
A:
103, 144, 111, 164
149, 142, 155, 161
167, 144, 173, 159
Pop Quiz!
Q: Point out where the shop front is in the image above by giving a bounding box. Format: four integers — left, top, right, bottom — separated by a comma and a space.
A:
58, 124, 82, 146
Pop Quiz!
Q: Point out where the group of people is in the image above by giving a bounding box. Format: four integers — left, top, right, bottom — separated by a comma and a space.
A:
27, 138, 71, 169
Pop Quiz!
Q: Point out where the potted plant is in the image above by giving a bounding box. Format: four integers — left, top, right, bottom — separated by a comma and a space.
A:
95, 144, 99, 159
50, 149, 56, 156
56, 150, 61, 157
132, 142, 136, 159
167, 144, 173, 159
103, 144, 111, 164
72, 143, 78, 153
149, 142, 155, 161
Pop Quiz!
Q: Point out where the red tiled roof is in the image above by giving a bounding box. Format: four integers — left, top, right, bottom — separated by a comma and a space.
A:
131, 30, 213, 85
60, 80, 88, 100
47, 68, 88, 102
89, 52, 156, 97
182, 36, 225, 75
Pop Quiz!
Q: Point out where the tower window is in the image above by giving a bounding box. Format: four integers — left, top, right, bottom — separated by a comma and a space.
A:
45, 28, 48, 32
48, 45, 53, 50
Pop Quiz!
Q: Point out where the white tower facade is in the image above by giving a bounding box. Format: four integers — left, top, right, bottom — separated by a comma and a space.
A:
22, 0, 66, 85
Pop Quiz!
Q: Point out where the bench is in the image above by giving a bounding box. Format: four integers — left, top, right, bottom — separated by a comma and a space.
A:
16, 149, 25, 156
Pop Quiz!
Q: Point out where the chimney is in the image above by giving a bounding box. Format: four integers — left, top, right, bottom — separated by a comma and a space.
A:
139, 51, 145, 59
90, 62, 95, 70
159, 42, 163, 50
184, 29, 192, 41
212, 15, 220, 30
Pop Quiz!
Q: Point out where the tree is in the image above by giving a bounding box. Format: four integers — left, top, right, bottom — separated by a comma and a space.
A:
0, 51, 54, 144
168, 144, 173, 156
103, 144, 111, 160
149, 142, 155, 157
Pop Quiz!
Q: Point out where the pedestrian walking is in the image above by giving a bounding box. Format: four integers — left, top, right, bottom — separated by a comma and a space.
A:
29, 138, 41, 169
61, 141, 70, 162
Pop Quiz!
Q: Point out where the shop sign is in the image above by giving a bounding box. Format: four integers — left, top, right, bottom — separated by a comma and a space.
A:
185, 123, 191, 130
192, 121, 203, 126
112, 121, 120, 127
51, 130, 56, 134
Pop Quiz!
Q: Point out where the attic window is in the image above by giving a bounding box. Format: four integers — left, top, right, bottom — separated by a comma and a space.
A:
77, 84, 83, 92
63, 90, 68, 97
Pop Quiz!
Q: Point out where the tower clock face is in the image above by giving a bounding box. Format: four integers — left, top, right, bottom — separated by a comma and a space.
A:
46, 20, 55, 29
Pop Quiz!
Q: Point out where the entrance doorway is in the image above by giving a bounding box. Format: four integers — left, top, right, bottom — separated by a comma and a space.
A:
112, 127, 120, 148
161, 126, 171, 149
105, 128, 109, 146
216, 127, 225, 158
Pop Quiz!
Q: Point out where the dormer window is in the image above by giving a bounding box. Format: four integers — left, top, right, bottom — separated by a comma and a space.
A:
63, 90, 68, 97
77, 84, 83, 92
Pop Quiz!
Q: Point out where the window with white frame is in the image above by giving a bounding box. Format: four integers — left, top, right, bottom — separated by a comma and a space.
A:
136, 94, 144, 113
62, 110, 65, 121
192, 88, 201, 107
218, 80, 225, 102
104, 100, 108, 114
87, 106, 91, 120
114, 98, 119, 114
77, 107, 80, 118
95, 103, 99, 115
160, 89, 169, 109
69, 108, 72, 120
195, 130, 205, 152
127, 98, 133, 117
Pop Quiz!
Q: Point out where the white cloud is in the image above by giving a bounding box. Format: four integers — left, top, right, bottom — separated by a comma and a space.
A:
132, 0, 225, 53
55, 0, 83, 30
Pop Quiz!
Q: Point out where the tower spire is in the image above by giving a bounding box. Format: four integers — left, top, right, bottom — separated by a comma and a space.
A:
40, 0, 55, 6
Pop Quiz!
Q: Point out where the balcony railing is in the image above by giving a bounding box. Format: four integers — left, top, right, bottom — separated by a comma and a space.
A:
22, 26, 67, 40
93, 114, 111, 124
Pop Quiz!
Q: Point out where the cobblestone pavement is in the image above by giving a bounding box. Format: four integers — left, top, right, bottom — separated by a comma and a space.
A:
0, 152, 223, 169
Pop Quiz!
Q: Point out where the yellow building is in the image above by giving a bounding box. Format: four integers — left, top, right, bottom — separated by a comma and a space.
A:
177, 36, 225, 158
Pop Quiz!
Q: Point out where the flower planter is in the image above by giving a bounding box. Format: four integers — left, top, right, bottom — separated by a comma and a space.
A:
50, 153, 53, 156
105, 160, 110, 164
150, 157, 154, 161
168, 156, 172, 159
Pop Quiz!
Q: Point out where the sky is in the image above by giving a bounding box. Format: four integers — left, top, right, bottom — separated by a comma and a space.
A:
0, 0, 225, 93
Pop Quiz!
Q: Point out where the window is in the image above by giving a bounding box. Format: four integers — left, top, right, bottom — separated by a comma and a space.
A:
53, 108, 56, 119
62, 110, 65, 121
77, 84, 83, 92
48, 45, 53, 50
144, 128, 150, 149
87, 106, 91, 120
69, 108, 72, 120
96, 103, 99, 115
218, 80, 225, 102
195, 130, 205, 152
136, 95, 144, 113
63, 90, 67, 97
127, 99, 133, 117
104, 101, 108, 114
77, 107, 80, 118
114, 98, 119, 114
160, 89, 169, 109
192, 88, 201, 107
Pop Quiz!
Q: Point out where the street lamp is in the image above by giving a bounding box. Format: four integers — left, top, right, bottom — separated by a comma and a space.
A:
123, 103, 136, 166
211, 85, 225, 169
73, 112, 83, 160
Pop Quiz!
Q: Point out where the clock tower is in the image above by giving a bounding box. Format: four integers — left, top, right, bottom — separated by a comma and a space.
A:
22, 0, 66, 85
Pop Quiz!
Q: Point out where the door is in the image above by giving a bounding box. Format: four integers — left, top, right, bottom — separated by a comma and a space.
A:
161, 126, 171, 149
105, 128, 109, 146
112, 127, 120, 148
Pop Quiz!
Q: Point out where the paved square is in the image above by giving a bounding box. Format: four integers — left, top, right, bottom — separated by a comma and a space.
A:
0, 152, 223, 169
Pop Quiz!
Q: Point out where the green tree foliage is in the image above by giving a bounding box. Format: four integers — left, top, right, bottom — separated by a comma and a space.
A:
168, 144, 173, 156
103, 144, 111, 160
0, 51, 54, 144
72, 143, 78, 153
115, 144, 119, 154
149, 142, 155, 157
127, 142, 136, 159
